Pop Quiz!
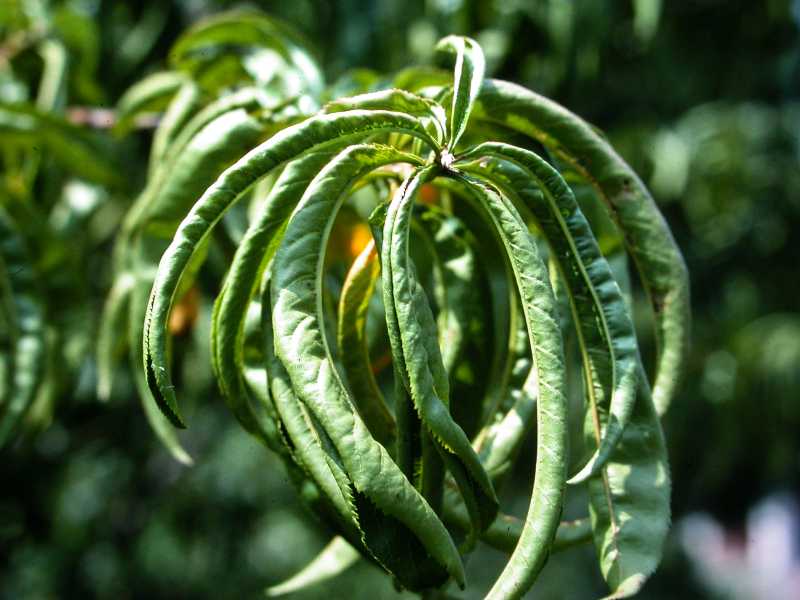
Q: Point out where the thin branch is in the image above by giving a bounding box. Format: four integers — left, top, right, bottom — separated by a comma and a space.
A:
65, 107, 160, 130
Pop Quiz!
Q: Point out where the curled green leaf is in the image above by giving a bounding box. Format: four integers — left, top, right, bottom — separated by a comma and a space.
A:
474, 79, 690, 416
586, 372, 671, 599
270, 143, 464, 590
457, 142, 639, 482
383, 167, 498, 538
336, 238, 396, 447
454, 174, 568, 600
144, 109, 437, 429
212, 151, 334, 440
265, 536, 360, 597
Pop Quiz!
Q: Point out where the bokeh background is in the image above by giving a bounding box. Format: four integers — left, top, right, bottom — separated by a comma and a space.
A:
1, 0, 799, 598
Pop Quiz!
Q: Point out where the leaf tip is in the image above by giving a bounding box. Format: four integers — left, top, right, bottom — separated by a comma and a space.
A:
145, 353, 187, 429
601, 573, 647, 599
567, 453, 601, 485
171, 446, 194, 466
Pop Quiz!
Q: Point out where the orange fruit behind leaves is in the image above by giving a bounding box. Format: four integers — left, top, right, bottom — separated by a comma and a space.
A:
420, 184, 439, 205
168, 286, 199, 336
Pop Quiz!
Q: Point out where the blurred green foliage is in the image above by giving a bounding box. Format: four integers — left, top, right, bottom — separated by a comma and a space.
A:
1, 0, 798, 598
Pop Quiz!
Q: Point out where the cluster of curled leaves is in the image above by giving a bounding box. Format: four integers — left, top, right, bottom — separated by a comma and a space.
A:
104, 11, 690, 600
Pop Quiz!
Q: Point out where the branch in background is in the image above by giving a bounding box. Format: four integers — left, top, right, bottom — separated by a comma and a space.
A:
66, 107, 159, 129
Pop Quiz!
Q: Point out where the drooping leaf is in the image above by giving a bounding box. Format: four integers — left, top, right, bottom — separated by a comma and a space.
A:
211, 151, 334, 441
412, 205, 479, 377
454, 174, 568, 600
117, 104, 269, 459
383, 167, 498, 538
257, 273, 374, 537
473, 294, 538, 483
144, 109, 437, 428
585, 373, 671, 599
432, 177, 517, 434
122, 88, 278, 239
265, 536, 361, 597
262, 282, 364, 544
336, 238, 396, 447
458, 142, 639, 481
474, 79, 690, 416
269, 143, 464, 590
